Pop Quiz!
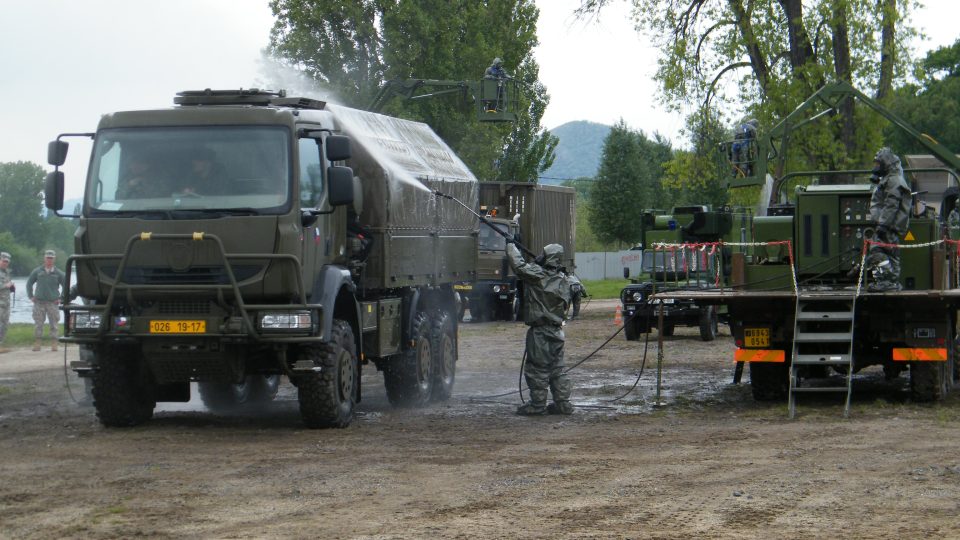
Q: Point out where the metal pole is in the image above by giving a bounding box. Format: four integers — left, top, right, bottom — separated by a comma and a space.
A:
655, 301, 664, 407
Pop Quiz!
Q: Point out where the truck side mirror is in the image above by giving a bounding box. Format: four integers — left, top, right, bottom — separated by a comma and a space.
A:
623, 267, 630, 279
328, 166, 354, 206
48, 140, 69, 166
44, 171, 65, 211
325, 135, 351, 162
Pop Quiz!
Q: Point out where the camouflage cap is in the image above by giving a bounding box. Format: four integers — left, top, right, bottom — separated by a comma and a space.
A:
0, 252, 9, 261
44, 250, 56, 258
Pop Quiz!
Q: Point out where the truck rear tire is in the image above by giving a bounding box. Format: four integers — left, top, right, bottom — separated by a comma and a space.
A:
699, 306, 719, 342
660, 324, 675, 337
910, 358, 953, 402
91, 345, 156, 427
749, 362, 789, 401
430, 310, 457, 401
199, 374, 280, 413
297, 319, 358, 428
384, 311, 434, 407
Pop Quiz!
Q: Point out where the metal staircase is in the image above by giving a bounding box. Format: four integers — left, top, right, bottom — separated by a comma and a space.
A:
788, 291, 857, 418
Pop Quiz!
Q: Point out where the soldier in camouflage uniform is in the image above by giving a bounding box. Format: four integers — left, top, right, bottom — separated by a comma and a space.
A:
507, 242, 575, 415
866, 147, 911, 292
26, 250, 66, 351
0, 252, 13, 353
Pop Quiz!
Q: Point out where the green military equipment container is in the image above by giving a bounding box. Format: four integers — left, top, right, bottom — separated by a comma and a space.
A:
620, 206, 753, 342
460, 182, 576, 322
673, 81, 960, 415
44, 89, 478, 428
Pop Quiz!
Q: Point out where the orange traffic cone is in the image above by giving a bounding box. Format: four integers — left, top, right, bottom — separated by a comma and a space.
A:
614, 305, 623, 327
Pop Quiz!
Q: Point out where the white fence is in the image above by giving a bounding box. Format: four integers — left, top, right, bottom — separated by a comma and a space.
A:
574, 250, 643, 280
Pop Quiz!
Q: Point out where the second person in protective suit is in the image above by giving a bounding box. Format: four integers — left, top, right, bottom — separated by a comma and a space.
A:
506, 242, 575, 415
866, 147, 911, 292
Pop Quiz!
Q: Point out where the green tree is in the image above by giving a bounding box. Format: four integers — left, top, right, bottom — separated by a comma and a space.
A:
579, 0, 918, 171
588, 121, 672, 246
0, 161, 46, 249
268, 0, 554, 181
662, 107, 730, 208
886, 39, 960, 154
494, 61, 559, 183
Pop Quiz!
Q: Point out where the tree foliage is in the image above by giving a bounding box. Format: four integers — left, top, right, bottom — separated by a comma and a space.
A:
886, 38, 960, 154
268, 0, 555, 182
588, 121, 673, 246
579, 0, 918, 173
0, 161, 46, 249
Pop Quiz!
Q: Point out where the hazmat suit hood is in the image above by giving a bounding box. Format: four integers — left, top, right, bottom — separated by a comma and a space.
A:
872, 147, 902, 180
541, 244, 564, 268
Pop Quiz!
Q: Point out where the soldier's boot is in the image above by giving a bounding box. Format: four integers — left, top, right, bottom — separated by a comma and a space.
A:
50, 340, 58, 352
547, 401, 575, 415
32, 339, 41, 352
515, 402, 548, 416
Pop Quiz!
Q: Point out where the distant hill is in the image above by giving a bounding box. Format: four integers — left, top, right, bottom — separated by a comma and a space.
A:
540, 121, 610, 185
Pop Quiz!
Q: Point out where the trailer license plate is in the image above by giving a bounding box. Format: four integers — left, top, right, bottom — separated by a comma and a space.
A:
150, 320, 206, 334
744, 328, 769, 347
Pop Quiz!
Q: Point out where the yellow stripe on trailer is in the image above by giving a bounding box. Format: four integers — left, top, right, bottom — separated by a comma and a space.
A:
892, 348, 947, 361
734, 349, 785, 363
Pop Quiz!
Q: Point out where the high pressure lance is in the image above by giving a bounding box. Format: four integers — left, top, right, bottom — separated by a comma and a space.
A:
434, 190, 538, 259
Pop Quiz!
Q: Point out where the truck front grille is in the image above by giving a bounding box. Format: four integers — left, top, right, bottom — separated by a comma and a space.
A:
158, 301, 210, 315
101, 265, 261, 285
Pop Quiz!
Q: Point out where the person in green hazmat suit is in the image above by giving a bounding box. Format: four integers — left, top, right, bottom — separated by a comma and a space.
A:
866, 147, 911, 292
506, 242, 575, 415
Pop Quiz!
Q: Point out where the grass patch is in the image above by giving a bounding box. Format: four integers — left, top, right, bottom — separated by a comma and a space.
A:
2, 323, 63, 347
582, 279, 630, 300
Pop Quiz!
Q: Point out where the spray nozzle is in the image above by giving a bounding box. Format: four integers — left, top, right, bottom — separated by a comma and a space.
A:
434, 190, 453, 200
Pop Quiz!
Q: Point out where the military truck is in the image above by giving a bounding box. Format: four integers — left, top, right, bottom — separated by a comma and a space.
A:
44, 89, 478, 428
659, 81, 960, 416
459, 182, 576, 322
620, 206, 753, 342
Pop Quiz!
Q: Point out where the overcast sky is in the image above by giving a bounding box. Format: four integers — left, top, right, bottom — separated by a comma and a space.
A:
0, 0, 954, 199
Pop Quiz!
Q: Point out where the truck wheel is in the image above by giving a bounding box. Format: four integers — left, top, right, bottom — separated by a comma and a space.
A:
91, 345, 156, 427
699, 306, 719, 342
297, 319, 358, 428
384, 311, 434, 407
660, 324, 675, 337
749, 362, 788, 401
430, 310, 457, 401
624, 316, 639, 341
910, 357, 953, 402
199, 374, 280, 413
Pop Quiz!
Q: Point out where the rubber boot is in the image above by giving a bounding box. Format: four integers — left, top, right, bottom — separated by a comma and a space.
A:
51, 340, 58, 352
32, 339, 41, 352
515, 402, 547, 416
547, 401, 575, 415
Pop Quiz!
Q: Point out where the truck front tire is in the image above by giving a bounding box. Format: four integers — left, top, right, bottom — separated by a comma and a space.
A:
384, 311, 434, 407
699, 306, 719, 342
91, 345, 156, 427
297, 319, 358, 428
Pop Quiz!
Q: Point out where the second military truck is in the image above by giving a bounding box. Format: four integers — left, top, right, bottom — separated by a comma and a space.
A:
45, 89, 478, 428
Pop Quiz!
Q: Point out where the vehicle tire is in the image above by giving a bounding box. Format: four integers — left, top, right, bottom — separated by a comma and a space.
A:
296, 319, 358, 428
199, 374, 281, 413
660, 324, 675, 337
749, 362, 789, 401
430, 310, 457, 402
384, 311, 434, 407
624, 315, 639, 341
91, 345, 156, 427
698, 306, 719, 342
910, 350, 954, 402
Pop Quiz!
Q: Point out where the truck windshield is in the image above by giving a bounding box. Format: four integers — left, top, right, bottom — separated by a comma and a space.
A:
479, 223, 509, 251
86, 126, 291, 213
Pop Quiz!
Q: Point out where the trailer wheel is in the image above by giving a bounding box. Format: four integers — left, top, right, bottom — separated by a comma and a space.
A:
698, 306, 719, 342
297, 319, 358, 428
430, 310, 457, 401
91, 345, 156, 427
749, 362, 788, 401
199, 374, 280, 413
384, 311, 434, 407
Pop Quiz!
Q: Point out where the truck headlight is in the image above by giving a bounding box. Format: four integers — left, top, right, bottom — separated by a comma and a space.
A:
493, 285, 502, 293
259, 311, 312, 330
631, 292, 643, 302
70, 311, 103, 330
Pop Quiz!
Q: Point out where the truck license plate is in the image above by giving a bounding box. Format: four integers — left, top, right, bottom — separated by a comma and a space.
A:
150, 320, 206, 334
744, 328, 770, 347
454, 284, 473, 291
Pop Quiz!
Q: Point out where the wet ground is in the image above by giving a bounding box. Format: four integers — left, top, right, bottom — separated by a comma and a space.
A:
1, 299, 960, 538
